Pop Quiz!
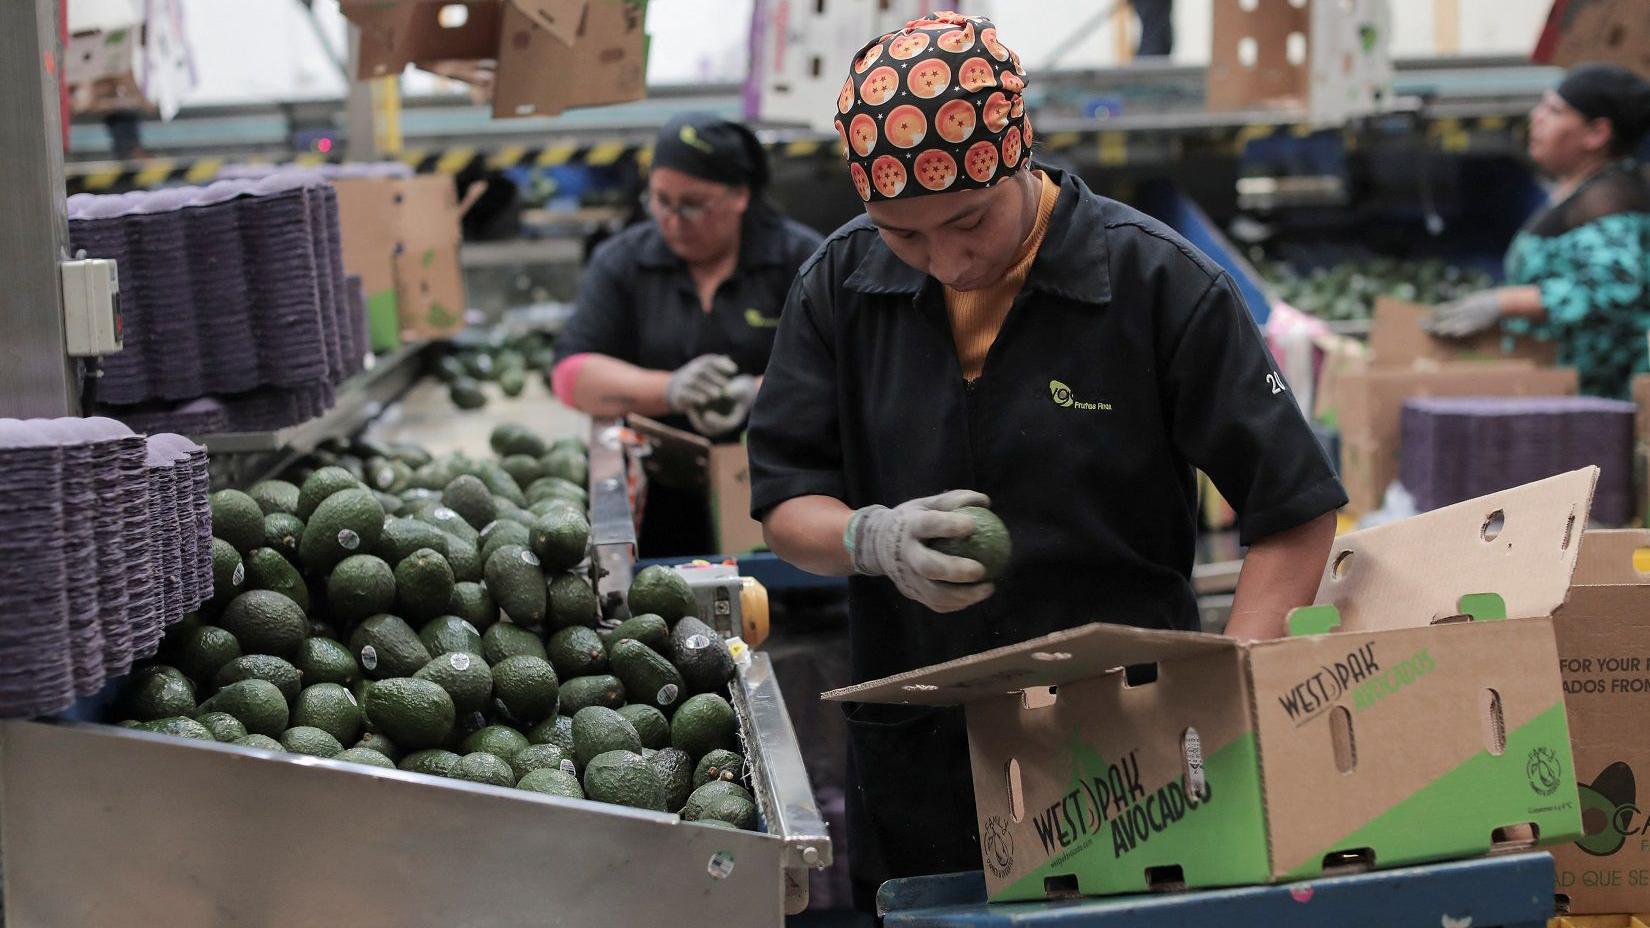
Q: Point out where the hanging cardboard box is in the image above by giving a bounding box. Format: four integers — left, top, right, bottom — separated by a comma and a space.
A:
1547, 529, 1650, 915
1206, 0, 1393, 126
332, 174, 466, 349
827, 471, 1592, 902
342, 0, 649, 119
1534, 0, 1650, 76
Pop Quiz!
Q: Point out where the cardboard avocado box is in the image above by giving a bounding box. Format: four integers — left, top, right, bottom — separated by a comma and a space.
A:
332, 175, 466, 350
625, 415, 766, 555
825, 470, 1593, 903
1549, 529, 1650, 914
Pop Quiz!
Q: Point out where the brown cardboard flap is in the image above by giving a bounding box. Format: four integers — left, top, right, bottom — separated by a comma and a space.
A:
510, 0, 587, 45
626, 414, 711, 491
1315, 468, 1598, 632
822, 623, 1236, 706
1369, 298, 1558, 368
1573, 529, 1650, 587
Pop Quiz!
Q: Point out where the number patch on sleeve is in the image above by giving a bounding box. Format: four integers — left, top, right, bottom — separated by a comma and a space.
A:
1265, 373, 1287, 395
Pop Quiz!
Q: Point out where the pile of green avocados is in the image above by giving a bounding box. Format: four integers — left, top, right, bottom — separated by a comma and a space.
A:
112, 423, 753, 830
431, 329, 558, 410
1255, 255, 1495, 323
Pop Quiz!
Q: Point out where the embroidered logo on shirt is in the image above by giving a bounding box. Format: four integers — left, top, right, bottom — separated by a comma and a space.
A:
1049, 379, 1111, 411
744, 308, 781, 329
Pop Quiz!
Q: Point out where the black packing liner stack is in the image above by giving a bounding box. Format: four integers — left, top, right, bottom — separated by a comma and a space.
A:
0, 418, 212, 719
1400, 395, 1637, 524
67, 170, 368, 436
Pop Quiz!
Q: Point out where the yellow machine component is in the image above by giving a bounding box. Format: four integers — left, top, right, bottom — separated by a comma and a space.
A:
740, 577, 770, 648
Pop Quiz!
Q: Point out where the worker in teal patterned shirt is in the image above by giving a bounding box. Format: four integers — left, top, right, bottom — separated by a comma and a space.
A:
1428, 63, 1650, 398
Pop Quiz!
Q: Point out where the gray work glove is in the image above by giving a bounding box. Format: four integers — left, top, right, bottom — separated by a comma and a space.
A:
688, 374, 756, 438
666, 354, 737, 413
1423, 291, 1504, 339
846, 490, 996, 613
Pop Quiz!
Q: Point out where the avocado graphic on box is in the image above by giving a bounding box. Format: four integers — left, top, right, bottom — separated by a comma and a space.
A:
1576, 761, 1637, 857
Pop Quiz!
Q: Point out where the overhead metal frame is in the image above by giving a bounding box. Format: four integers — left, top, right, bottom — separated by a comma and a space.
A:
0, 0, 78, 418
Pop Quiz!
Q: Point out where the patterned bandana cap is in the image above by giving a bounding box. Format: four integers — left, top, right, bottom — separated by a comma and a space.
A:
835, 11, 1032, 202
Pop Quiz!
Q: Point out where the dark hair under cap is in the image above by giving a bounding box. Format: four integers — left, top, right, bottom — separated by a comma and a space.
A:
651, 113, 771, 193
1557, 63, 1650, 153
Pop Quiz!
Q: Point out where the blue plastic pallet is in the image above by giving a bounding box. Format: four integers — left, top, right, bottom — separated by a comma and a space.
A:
878, 853, 1557, 927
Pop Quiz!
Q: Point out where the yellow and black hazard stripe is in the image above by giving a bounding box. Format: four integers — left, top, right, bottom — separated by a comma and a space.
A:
63, 112, 1529, 193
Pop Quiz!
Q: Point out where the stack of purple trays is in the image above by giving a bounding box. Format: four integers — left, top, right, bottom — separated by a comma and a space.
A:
0, 419, 211, 719
1400, 395, 1637, 524
66, 169, 368, 436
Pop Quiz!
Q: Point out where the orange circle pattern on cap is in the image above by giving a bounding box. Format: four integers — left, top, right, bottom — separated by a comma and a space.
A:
835, 11, 1032, 202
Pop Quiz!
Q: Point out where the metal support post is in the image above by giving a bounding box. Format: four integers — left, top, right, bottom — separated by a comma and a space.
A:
0, 0, 78, 418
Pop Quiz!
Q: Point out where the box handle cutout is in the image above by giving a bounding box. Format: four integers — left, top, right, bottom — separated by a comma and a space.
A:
1123, 663, 1159, 688
437, 5, 469, 28
1331, 550, 1354, 580
1237, 37, 1258, 68
1145, 865, 1186, 892
901, 683, 937, 693
1482, 689, 1506, 756
1238, 0, 1258, 11
1285, 32, 1307, 66
1182, 727, 1208, 801
1330, 706, 1357, 773
810, 55, 823, 78
1554, 893, 1572, 914
1490, 822, 1539, 851
1042, 874, 1080, 898
1562, 508, 1577, 550
1031, 651, 1071, 662
1005, 757, 1026, 822
1020, 686, 1058, 710
1481, 509, 1506, 543
1321, 848, 1375, 874
1429, 614, 1470, 626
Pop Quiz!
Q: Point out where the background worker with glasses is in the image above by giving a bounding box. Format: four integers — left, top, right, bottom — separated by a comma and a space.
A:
552, 113, 822, 555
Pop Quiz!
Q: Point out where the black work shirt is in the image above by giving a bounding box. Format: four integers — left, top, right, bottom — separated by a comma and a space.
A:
555, 207, 825, 387
748, 167, 1347, 684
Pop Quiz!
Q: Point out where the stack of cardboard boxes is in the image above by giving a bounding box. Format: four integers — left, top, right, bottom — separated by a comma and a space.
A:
828, 468, 1649, 915
1317, 298, 1575, 514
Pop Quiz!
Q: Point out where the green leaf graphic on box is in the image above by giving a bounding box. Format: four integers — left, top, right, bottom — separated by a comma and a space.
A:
1287, 702, 1581, 878
996, 732, 1269, 901
1456, 593, 1506, 622
1288, 604, 1342, 637
427, 303, 456, 328
421, 248, 436, 269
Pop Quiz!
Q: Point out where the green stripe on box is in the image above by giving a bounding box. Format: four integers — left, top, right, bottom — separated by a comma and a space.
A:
367, 290, 400, 353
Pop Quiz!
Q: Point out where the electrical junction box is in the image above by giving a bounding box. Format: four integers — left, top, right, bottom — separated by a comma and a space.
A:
60, 257, 123, 357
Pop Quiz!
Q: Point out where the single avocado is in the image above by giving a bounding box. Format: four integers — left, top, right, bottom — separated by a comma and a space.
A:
498, 367, 528, 397
530, 508, 590, 572
583, 750, 665, 811
628, 565, 699, 625
694, 749, 745, 788
443, 535, 483, 583
293, 636, 359, 687
399, 748, 462, 777
262, 513, 305, 565
349, 614, 431, 680
571, 706, 643, 771
680, 780, 757, 829
248, 479, 301, 517
299, 488, 386, 574
210, 489, 266, 554
492, 654, 560, 724
199, 679, 289, 737
670, 617, 736, 695
547, 572, 600, 631
232, 733, 283, 751
548, 626, 607, 680
354, 732, 401, 762
377, 517, 450, 567
420, 615, 483, 658
218, 590, 307, 658
334, 746, 396, 769
612, 614, 670, 654
122, 665, 198, 721
137, 716, 216, 742
392, 444, 434, 469
450, 378, 488, 410
649, 747, 696, 811
373, 491, 405, 517
296, 466, 362, 522
414, 651, 493, 714
461, 724, 530, 760
436, 354, 469, 383
448, 582, 499, 632
486, 545, 547, 628
210, 538, 246, 611
928, 506, 1012, 581
394, 548, 456, 622
479, 519, 533, 566
499, 454, 545, 490
292, 682, 363, 744
363, 677, 455, 750
280, 725, 343, 758
509, 743, 569, 782
559, 674, 626, 715
245, 547, 311, 614
194, 710, 248, 742
214, 654, 303, 703
442, 475, 497, 531
540, 447, 589, 490
452, 752, 516, 787
528, 715, 577, 755
173, 625, 244, 686
529, 498, 584, 520
364, 457, 413, 495
481, 621, 547, 665
617, 704, 672, 750
490, 424, 547, 458
327, 554, 397, 624
526, 476, 587, 509
610, 639, 687, 714
670, 693, 739, 760
517, 767, 584, 798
